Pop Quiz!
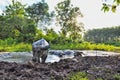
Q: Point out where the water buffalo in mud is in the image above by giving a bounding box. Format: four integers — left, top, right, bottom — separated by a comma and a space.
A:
32, 38, 50, 63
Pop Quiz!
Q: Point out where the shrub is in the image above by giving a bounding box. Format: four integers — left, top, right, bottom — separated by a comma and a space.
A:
0, 38, 16, 47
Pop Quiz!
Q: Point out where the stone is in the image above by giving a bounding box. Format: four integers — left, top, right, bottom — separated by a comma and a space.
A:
63, 50, 75, 55
32, 38, 50, 49
32, 38, 50, 63
49, 50, 75, 57
51, 50, 64, 57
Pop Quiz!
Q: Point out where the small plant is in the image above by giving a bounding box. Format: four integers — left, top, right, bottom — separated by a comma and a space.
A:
113, 74, 120, 80
68, 72, 88, 80
96, 78, 103, 80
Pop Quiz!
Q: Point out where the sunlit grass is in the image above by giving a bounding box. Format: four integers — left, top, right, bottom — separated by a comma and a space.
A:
67, 72, 88, 80
0, 39, 120, 52
0, 43, 32, 52
51, 42, 119, 52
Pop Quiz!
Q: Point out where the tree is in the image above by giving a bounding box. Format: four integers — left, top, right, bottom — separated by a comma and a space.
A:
84, 26, 120, 46
4, 0, 27, 33
26, 1, 54, 31
55, 0, 84, 42
5, 0, 26, 18
0, 15, 13, 39
26, 1, 49, 23
102, 0, 120, 12
45, 28, 59, 44
0, 0, 37, 43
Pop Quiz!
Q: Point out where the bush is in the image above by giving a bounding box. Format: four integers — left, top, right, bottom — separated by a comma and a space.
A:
0, 38, 16, 47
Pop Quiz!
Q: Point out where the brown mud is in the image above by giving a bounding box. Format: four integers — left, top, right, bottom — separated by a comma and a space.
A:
0, 52, 120, 80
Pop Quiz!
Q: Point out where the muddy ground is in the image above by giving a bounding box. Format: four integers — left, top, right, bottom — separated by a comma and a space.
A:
0, 52, 120, 80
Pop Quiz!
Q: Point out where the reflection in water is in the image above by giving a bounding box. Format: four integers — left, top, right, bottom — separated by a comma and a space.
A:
0, 52, 64, 63
45, 54, 60, 63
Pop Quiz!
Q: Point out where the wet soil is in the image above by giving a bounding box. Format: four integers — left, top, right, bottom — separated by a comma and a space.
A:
0, 52, 120, 80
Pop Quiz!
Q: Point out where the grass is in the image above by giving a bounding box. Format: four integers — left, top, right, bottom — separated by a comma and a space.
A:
0, 39, 120, 52
0, 43, 32, 52
113, 74, 120, 80
51, 42, 120, 52
96, 78, 103, 80
67, 72, 88, 80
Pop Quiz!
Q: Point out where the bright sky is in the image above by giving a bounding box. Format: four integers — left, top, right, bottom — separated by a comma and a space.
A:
0, 0, 120, 30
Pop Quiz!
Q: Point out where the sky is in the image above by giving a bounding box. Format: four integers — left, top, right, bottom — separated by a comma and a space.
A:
0, 0, 120, 30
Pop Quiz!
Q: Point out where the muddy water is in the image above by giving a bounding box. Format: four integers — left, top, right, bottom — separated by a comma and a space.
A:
81, 50, 120, 56
0, 50, 119, 63
0, 52, 74, 63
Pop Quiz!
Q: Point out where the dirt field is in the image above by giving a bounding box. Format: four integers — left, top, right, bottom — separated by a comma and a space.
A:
0, 52, 120, 80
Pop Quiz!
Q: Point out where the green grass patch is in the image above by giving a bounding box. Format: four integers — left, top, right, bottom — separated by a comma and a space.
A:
0, 39, 120, 52
50, 42, 119, 52
67, 72, 88, 80
9, 43, 32, 52
0, 43, 32, 52
113, 74, 120, 80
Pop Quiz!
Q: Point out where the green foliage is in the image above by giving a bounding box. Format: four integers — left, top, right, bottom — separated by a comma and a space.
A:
0, 38, 31, 52
0, 16, 14, 39
5, 0, 26, 18
113, 74, 120, 80
55, 0, 84, 42
0, 0, 52, 42
50, 42, 117, 52
0, 43, 31, 52
34, 29, 45, 41
114, 0, 120, 5
101, 0, 120, 12
0, 0, 120, 53
0, 1, 37, 42
105, 41, 120, 47
26, 1, 53, 28
0, 38, 16, 47
44, 28, 59, 43
9, 43, 32, 52
68, 72, 88, 80
84, 26, 120, 46
26, 1, 48, 22
101, 3, 110, 12
114, 47, 120, 53
96, 78, 103, 80
0, 38, 119, 52
111, 5, 117, 12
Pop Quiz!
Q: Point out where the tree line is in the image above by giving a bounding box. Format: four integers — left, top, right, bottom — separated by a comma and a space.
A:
0, 0, 84, 44
84, 26, 120, 46
1, 0, 119, 46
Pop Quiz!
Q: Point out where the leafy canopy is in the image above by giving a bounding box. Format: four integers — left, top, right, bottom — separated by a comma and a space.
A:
102, 0, 120, 12
55, 0, 84, 42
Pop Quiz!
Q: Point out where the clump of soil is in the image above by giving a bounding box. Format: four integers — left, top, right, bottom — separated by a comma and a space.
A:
0, 52, 120, 80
